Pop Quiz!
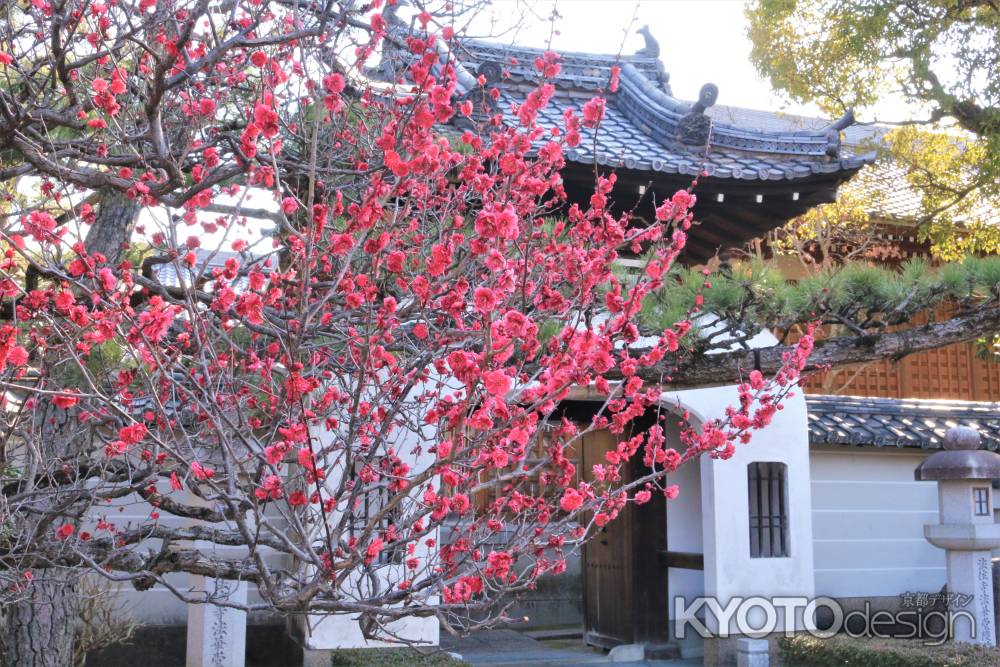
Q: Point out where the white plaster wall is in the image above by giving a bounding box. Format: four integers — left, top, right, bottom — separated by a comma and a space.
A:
663, 381, 815, 636
664, 428, 704, 612
664, 430, 705, 658
81, 490, 275, 626
810, 447, 944, 598
298, 384, 441, 650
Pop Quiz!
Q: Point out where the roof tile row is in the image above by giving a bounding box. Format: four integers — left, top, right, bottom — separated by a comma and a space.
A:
807, 395, 1000, 450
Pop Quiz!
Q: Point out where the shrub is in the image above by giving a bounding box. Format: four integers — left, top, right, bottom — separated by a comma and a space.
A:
780, 634, 1000, 666
329, 648, 466, 667
74, 577, 141, 666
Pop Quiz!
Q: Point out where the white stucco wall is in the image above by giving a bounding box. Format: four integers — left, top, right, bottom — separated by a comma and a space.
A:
663, 427, 705, 658
663, 384, 815, 635
655, 326, 816, 637
87, 492, 274, 626
297, 389, 441, 650
665, 443, 704, 610
810, 447, 945, 598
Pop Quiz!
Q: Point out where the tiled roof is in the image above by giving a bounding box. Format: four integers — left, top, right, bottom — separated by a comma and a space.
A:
703, 106, 999, 227
377, 27, 877, 263
840, 162, 1000, 227
416, 36, 876, 181
507, 88, 869, 181
706, 105, 884, 149
806, 395, 1000, 450
153, 249, 252, 292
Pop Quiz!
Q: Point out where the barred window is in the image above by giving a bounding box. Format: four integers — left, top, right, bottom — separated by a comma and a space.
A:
748, 462, 789, 558
974, 487, 990, 516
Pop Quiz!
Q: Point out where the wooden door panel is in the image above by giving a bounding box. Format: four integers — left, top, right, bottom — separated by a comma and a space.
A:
582, 429, 633, 646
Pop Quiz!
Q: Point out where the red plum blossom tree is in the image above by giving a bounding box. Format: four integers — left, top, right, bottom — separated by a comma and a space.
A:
0, 0, 819, 663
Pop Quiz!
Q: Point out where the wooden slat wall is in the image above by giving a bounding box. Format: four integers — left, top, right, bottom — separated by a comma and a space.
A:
803, 308, 1000, 401
767, 221, 1000, 401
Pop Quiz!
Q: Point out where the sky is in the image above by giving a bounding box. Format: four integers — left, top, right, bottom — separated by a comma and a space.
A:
470, 0, 827, 118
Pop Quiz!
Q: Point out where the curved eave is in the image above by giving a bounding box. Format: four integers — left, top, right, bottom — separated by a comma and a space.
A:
559, 162, 867, 265
617, 63, 843, 157
562, 148, 876, 181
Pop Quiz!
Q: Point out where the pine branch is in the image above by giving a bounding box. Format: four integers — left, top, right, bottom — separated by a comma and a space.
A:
627, 301, 1000, 389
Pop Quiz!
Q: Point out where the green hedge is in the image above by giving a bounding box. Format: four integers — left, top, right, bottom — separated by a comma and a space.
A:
330, 648, 465, 667
780, 635, 1000, 666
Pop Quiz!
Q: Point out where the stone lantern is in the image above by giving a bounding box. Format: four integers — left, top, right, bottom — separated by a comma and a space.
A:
916, 426, 1000, 645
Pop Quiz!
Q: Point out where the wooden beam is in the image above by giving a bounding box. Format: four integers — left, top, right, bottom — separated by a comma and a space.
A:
658, 550, 705, 570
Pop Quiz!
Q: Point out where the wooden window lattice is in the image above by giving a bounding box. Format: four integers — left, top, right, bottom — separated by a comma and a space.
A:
471, 427, 582, 515
748, 462, 790, 558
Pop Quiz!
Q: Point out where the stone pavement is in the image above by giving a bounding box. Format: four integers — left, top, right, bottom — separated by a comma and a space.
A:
441, 629, 702, 667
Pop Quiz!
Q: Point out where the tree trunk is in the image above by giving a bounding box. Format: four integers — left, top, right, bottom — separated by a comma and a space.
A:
1, 569, 79, 667
1, 401, 86, 667
1, 189, 141, 667
83, 189, 141, 264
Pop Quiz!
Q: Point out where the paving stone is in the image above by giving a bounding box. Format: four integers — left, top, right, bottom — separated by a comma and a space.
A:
608, 643, 645, 662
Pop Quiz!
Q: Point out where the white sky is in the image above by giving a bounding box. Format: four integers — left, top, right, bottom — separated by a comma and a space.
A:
472, 0, 827, 117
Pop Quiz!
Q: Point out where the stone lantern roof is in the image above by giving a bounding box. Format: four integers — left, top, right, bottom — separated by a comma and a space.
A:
915, 426, 1000, 481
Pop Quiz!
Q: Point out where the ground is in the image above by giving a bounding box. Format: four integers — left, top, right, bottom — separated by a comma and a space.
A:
443, 629, 700, 666
330, 648, 464, 666
87, 626, 702, 666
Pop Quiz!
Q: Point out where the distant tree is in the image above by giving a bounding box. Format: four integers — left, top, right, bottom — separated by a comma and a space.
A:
746, 0, 1000, 257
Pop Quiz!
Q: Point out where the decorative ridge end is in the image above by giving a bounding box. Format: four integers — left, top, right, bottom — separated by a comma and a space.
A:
822, 109, 855, 157
676, 83, 718, 146
826, 108, 856, 132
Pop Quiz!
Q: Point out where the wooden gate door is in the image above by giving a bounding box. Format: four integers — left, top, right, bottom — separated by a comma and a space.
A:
581, 424, 671, 649
581, 429, 634, 648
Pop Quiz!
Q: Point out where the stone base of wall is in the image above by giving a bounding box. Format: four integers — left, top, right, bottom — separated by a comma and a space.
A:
703, 634, 781, 667
487, 556, 584, 630
506, 570, 584, 629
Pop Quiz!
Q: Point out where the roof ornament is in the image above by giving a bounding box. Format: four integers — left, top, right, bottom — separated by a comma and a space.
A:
822, 108, 855, 157
635, 25, 672, 94
635, 25, 660, 59
455, 61, 502, 123
476, 62, 502, 86
676, 83, 718, 146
